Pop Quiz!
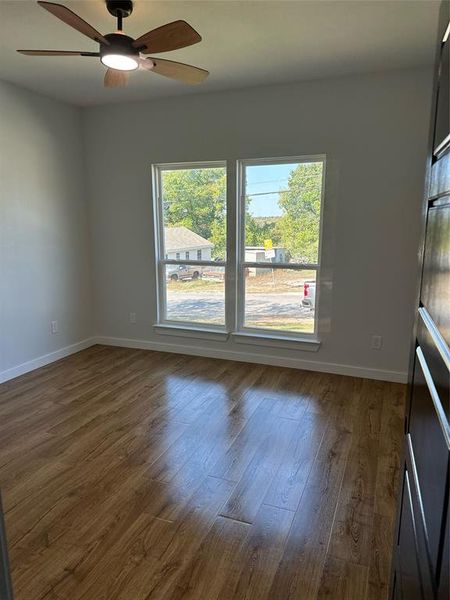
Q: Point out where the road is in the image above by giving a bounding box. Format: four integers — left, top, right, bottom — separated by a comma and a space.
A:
166, 291, 314, 324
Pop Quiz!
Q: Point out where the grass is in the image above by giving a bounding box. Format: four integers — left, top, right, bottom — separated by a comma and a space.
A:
244, 320, 314, 333
167, 278, 223, 292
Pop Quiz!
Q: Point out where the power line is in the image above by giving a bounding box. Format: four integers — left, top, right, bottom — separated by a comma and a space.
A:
246, 190, 289, 198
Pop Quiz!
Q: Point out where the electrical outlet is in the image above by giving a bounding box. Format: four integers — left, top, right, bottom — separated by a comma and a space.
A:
129, 312, 136, 324
51, 320, 58, 334
371, 335, 383, 350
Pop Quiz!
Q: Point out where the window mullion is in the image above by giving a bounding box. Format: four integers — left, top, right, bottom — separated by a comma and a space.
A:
161, 260, 226, 267
235, 162, 246, 332
242, 262, 319, 270
225, 159, 238, 333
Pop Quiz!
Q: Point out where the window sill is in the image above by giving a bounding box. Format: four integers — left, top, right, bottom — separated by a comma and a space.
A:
154, 325, 320, 350
231, 331, 321, 352
154, 323, 229, 341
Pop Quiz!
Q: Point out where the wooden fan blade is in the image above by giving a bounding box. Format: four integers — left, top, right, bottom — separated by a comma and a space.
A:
38, 2, 109, 45
145, 57, 208, 85
104, 69, 129, 88
132, 20, 201, 53
17, 50, 99, 56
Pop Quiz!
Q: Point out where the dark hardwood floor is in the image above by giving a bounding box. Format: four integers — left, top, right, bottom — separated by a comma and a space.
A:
0, 345, 405, 599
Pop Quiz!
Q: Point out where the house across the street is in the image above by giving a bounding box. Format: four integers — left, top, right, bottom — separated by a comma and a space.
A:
245, 246, 286, 276
165, 226, 213, 261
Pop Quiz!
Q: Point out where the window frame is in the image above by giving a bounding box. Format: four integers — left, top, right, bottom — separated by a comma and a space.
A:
152, 160, 228, 331
152, 155, 325, 343
236, 155, 326, 340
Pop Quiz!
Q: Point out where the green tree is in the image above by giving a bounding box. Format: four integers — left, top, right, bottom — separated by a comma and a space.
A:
245, 213, 280, 247
209, 218, 227, 260
162, 168, 226, 258
276, 162, 323, 262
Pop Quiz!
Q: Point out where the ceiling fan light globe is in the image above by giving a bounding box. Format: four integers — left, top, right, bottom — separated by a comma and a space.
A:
101, 54, 138, 71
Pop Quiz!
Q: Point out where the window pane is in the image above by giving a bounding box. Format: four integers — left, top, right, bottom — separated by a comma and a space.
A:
161, 166, 226, 262
244, 268, 316, 333
165, 265, 225, 325
244, 161, 323, 264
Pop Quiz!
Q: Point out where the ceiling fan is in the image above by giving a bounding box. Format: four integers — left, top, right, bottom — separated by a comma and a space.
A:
17, 0, 209, 87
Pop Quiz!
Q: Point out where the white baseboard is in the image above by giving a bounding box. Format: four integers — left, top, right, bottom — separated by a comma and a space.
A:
94, 335, 408, 384
0, 335, 407, 385
0, 338, 96, 384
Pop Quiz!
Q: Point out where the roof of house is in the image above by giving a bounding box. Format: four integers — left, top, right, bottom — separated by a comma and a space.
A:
165, 226, 213, 252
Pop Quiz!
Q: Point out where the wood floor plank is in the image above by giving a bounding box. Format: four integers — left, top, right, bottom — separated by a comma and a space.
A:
373, 382, 405, 518
208, 397, 283, 482
316, 556, 369, 599
0, 346, 404, 600
366, 513, 396, 600
326, 437, 378, 567
165, 516, 251, 599
219, 415, 298, 523
326, 379, 384, 566
263, 410, 327, 511
267, 424, 353, 599
218, 503, 295, 600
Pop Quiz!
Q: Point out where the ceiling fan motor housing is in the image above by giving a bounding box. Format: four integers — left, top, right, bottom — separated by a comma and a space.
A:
100, 32, 139, 59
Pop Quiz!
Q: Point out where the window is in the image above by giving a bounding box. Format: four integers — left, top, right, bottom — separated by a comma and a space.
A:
153, 156, 325, 341
153, 162, 227, 327
238, 157, 324, 336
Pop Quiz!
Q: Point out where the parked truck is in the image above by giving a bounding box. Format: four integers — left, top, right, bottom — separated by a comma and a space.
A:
302, 280, 316, 309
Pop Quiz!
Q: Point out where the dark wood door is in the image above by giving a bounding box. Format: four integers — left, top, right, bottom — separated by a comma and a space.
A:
393, 2, 450, 599
0, 493, 13, 600
438, 513, 449, 600
408, 352, 449, 579
396, 468, 426, 599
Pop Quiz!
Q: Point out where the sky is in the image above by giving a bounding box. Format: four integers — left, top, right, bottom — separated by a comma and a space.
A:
246, 163, 299, 218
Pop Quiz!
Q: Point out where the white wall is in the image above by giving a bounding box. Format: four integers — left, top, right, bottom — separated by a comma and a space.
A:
0, 81, 93, 379
83, 68, 431, 382
0, 68, 432, 383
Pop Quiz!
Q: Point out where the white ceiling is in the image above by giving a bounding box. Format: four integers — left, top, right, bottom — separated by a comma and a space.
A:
0, 0, 440, 106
